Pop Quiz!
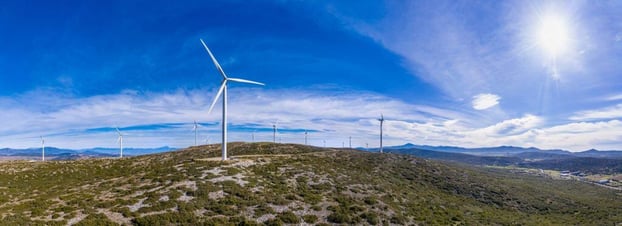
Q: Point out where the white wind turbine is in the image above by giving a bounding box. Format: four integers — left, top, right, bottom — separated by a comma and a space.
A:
349, 136, 352, 149
304, 130, 308, 145
201, 39, 265, 161
378, 114, 384, 153
116, 127, 124, 158
272, 120, 278, 143
193, 120, 198, 146
40, 136, 45, 162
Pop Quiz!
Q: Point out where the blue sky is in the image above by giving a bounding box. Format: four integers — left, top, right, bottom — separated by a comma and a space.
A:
1, 0, 622, 151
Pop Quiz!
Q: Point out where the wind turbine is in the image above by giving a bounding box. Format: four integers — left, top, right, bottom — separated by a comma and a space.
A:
323, 140, 326, 148
349, 136, 352, 149
193, 120, 198, 146
304, 130, 308, 145
40, 136, 45, 162
378, 114, 384, 153
201, 39, 265, 161
272, 120, 278, 143
116, 127, 124, 158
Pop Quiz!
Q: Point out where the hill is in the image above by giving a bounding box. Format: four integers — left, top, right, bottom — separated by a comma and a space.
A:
390, 148, 622, 174
387, 148, 522, 166
0, 143, 620, 225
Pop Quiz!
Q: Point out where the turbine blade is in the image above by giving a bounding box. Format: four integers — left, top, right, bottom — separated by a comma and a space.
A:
200, 39, 227, 79
115, 127, 121, 135
227, 78, 265, 86
208, 81, 227, 114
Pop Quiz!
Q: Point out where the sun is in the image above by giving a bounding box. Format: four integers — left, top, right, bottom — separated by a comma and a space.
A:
535, 13, 570, 59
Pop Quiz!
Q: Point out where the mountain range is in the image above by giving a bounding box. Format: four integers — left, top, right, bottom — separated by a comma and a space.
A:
0, 146, 176, 160
375, 144, 622, 174
373, 143, 622, 159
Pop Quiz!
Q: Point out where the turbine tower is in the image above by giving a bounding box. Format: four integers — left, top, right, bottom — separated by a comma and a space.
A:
193, 120, 198, 146
272, 120, 278, 143
349, 136, 352, 149
378, 114, 384, 153
201, 39, 265, 161
116, 127, 124, 158
304, 130, 308, 145
40, 136, 45, 162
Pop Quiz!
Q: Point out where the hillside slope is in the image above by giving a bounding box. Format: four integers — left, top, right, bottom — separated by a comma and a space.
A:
0, 143, 620, 225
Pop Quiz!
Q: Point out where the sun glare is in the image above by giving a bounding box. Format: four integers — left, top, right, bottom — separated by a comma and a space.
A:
536, 13, 570, 58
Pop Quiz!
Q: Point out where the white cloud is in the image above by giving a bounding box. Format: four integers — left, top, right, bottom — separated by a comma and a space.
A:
471, 93, 501, 110
0, 88, 469, 149
533, 120, 622, 151
606, 94, 622, 101
2, 88, 622, 151
569, 104, 622, 121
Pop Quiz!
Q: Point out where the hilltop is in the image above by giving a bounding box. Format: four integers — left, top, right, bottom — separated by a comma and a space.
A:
0, 143, 620, 225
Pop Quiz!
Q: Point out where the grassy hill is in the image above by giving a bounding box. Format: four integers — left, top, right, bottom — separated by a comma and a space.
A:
0, 143, 621, 225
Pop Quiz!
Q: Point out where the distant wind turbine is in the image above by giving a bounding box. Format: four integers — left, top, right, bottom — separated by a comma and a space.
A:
193, 120, 198, 146
349, 136, 352, 149
304, 130, 308, 145
201, 39, 265, 160
252, 130, 256, 143
378, 114, 384, 154
272, 120, 278, 143
323, 140, 326, 148
116, 127, 124, 158
40, 136, 45, 162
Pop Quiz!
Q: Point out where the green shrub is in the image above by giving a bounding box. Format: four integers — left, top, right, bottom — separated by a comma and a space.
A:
303, 214, 318, 223
328, 211, 350, 223
361, 212, 379, 225
75, 213, 117, 226
263, 218, 283, 226
277, 211, 300, 224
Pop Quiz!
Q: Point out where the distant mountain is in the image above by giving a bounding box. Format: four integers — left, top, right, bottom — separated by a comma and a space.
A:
387, 148, 522, 166
368, 143, 622, 159
84, 146, 176, 156
0, 146, 177, 160
383, 146, 622, 174
574, 149, 622, 159
518, 157, 622, 174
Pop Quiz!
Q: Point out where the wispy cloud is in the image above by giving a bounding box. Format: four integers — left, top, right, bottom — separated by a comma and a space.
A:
0, 87, 469, 149
2, 87, 622, 151
569, 104, 622, 121
472, 93, 501, 110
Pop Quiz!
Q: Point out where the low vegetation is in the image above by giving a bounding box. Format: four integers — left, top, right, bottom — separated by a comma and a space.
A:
0, 142, 620, 225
